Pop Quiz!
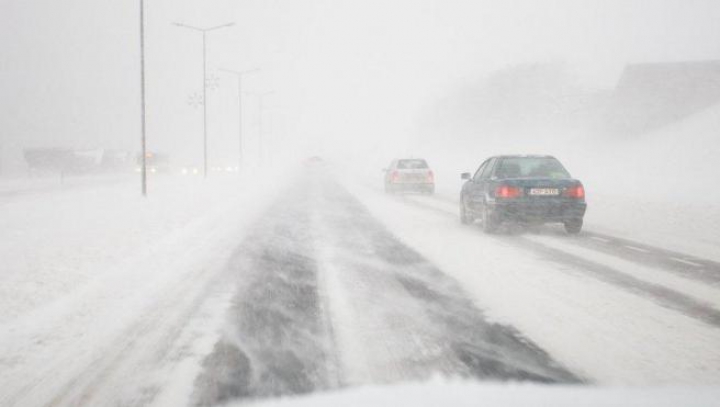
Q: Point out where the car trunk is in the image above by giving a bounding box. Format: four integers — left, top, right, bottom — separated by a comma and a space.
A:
398, 169, 431, 183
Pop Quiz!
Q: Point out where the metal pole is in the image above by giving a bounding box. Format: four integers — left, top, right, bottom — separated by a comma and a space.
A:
140, 0, 147, 196
219, 68, 259, 171
258, 96, 263, 166
255, 91, 273, 167
202, 32, 208, 178
173, 22, 233, 179
237, 76, 243, 170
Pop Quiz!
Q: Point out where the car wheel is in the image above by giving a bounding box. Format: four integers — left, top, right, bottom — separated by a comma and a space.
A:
460, 199, 473, 225
482, 205, 500, 233
564, 219, 583, 234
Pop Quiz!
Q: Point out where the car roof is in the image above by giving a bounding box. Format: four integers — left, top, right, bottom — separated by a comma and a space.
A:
491, 155, 556, 159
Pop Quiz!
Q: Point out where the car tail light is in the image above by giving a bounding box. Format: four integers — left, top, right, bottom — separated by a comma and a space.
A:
391, 171, 400, 183
564, 185, 585, 199
427, 170, 434, 183
495, 185, 523, 198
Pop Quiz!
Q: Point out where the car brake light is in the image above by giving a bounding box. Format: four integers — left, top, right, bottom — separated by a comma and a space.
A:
427, 170, 434, 183
564, 185, 585, 199
495, 185, 522, 198
391, 171, 399, 183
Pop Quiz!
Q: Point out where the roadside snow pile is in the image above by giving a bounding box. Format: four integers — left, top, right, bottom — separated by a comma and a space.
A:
240, 381, 720, 407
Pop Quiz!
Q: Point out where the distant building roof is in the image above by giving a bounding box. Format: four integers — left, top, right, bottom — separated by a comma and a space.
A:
605, 60, 720, 136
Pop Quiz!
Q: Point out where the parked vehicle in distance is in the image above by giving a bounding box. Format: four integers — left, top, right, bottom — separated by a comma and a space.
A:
459, 155, 586, 234
383, 158, 435, 194
136, 152, 171, 174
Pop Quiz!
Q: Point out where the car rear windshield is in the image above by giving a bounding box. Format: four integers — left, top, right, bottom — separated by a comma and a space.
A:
495, 157, 570, 179
397, 159, 428, 169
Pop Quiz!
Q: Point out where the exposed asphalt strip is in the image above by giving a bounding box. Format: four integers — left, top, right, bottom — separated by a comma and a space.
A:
192, 184, 335, 406
190, 175, 581, 406
507, 237, 720, 328
393, 194, 720, 329
514, 223, 720, 286
577, 231, 720, 285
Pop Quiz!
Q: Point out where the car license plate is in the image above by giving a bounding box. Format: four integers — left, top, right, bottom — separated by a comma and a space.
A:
529, 188, 559, 196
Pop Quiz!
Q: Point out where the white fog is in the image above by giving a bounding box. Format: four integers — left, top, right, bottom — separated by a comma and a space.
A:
1, 1, 719, 406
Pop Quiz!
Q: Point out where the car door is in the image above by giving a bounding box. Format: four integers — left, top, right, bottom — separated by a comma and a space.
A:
474, 158, 498, 212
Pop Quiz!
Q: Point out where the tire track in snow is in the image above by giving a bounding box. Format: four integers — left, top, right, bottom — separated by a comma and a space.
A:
510, 237, 720, 328
402, 192, 720, 286
383, 189, 720, 329
316, 176, 580, 384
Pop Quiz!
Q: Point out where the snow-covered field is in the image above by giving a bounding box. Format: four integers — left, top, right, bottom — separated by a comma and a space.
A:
576, 105, 720, 261
0, 173, 286, 325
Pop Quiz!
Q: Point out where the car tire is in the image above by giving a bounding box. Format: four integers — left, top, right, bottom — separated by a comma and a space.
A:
564, 219, 583, 234
460, 199, 473, 225
482, 205, 500, 233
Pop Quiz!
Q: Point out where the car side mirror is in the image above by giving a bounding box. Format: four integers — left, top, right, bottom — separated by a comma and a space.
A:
461, 172, 471, 180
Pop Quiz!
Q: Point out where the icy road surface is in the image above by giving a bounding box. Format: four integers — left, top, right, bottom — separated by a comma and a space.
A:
1, 169, 720, 406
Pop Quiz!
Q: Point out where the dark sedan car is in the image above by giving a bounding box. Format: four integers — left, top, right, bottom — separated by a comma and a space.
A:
460, 155, 587, 234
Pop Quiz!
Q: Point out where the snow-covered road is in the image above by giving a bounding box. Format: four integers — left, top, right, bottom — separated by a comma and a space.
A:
189, 173, 578, 405
1, 168, 720, 406
350, 181, 720, 386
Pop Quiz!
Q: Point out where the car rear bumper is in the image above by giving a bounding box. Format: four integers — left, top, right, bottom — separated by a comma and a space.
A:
387, 182, 435, 192
488, 200, 586, 223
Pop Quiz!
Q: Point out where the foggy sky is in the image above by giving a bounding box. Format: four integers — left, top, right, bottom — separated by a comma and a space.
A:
2, 0, 719, 168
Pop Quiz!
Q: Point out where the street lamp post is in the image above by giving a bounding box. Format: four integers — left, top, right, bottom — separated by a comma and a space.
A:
255, 91, 274, 167
173, 21, 234, 178
218, 68, 260, 171
139, 0, 147, 196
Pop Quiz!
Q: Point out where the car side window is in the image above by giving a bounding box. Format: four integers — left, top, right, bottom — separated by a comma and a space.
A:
472, 160, 488, 182
480, 158, 497, 179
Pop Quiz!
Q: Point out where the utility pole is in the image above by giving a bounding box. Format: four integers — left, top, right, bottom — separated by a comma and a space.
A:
255, 91, 274, 167
173, 22, 234, 178
218, 68, 260, 171
139, 0, 147, 196
0, 136, 3, 177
